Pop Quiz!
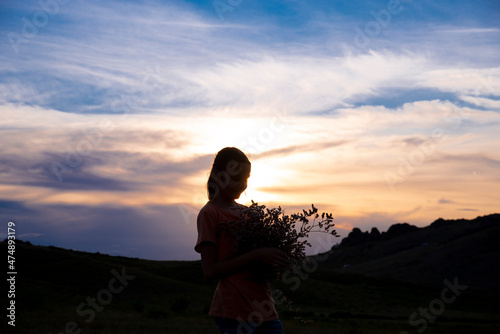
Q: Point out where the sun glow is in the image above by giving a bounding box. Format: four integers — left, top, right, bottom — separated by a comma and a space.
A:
241, 159, 289, 204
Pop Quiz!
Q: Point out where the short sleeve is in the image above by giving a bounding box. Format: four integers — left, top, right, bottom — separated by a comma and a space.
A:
194, 205, 219, 253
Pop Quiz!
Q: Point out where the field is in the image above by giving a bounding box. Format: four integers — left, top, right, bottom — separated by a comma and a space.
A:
5, 239, 499, 334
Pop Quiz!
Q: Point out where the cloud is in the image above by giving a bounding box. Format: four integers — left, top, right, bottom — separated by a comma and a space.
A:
459, 95, 500, 110
254, 140, 350, 159
0, 146, 214, 197
417, 67, 500, 97
433, 153, 500, 169
187, 51, 433, 114
4, 1, 494, 116
3, 0, 499, 118
438, 28, 500, 34
0, 199, 199, 260
1, 0, 500, 259
438, 198, 455, 204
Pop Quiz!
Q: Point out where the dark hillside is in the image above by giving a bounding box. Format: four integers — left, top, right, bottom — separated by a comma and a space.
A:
320, 213, 500, 293
8, 241, 216, 333
4, 214, 500, 333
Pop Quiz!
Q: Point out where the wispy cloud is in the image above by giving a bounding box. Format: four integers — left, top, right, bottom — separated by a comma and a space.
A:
1, 0, 499, 259
0, 200, 198, 260
438, 28, 500, 34
438, 198, 455, 204
254, 140, 350, 159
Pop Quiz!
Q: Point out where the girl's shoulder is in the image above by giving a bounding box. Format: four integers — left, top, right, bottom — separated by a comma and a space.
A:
203, 201, 245, 219
197, 202, 223, 227
199, 201, 219, 216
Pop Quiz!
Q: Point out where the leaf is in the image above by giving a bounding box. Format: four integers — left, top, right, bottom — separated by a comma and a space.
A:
218, 201, 337, 281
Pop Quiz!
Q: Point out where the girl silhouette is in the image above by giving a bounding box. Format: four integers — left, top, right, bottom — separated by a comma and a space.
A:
195, 147, 288, 334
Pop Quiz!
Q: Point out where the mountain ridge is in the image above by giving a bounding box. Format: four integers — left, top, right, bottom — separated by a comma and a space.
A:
320, 213, 500, 293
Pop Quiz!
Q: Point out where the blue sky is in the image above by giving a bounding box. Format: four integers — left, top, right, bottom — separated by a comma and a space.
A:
1, 0, 499, 260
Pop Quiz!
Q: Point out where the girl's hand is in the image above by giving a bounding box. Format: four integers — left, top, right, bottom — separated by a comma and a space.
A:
256, 247, 290, 269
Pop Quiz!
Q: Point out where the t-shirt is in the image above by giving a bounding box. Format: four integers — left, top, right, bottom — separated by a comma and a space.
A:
195, 201, 279, 322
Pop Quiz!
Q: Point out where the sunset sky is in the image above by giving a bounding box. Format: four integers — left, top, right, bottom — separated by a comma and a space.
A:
1, 0, 499, 260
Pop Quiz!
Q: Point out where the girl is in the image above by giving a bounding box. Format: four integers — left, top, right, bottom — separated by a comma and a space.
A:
195, 147, 289, 334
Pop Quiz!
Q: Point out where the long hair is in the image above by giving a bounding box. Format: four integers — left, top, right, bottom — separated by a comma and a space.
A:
207, 147, 250, 200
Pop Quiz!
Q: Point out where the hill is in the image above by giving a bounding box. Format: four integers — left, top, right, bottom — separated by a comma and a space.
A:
3, 213, 500, 333
319, 213, 500, 292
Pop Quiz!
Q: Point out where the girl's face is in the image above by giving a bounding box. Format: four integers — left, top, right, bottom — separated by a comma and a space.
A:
221, 162, 251, 200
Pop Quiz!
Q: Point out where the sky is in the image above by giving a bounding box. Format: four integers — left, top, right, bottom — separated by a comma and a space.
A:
1, 0, 499, 260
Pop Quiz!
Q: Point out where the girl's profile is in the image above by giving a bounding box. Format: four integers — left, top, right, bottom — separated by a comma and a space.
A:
194, 147, 289, 334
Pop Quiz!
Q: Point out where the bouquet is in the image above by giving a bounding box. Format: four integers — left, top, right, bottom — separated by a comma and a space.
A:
219, 201, 339, 282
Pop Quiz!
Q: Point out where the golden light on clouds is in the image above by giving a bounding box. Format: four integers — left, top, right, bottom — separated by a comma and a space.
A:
243, 158, 293, 204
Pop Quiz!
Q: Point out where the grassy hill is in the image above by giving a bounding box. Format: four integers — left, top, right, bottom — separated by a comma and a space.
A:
4, 213, 500, 334
9, 241, 215, 334
320, 213, 500, 292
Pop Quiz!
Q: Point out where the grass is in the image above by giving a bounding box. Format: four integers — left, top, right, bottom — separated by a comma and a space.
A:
5, 240, 499, 334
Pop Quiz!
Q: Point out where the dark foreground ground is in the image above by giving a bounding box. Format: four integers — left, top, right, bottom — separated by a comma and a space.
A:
4, 236, 499, 334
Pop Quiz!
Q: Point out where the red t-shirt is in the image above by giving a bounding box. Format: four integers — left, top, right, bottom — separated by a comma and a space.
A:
195, 201, 278, 322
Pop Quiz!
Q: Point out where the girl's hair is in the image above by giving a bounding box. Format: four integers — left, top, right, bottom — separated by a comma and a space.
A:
207, 147, 251, 200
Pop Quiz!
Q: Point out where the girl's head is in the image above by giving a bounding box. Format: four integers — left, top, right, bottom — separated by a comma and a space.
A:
207, 147, 251, 201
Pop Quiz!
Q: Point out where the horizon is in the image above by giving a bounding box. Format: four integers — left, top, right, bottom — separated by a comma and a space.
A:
6, 211, 498, 261
1, 0, 499, 260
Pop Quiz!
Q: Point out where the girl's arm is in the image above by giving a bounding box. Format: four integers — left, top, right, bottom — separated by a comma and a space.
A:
199, 242, 289, 281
